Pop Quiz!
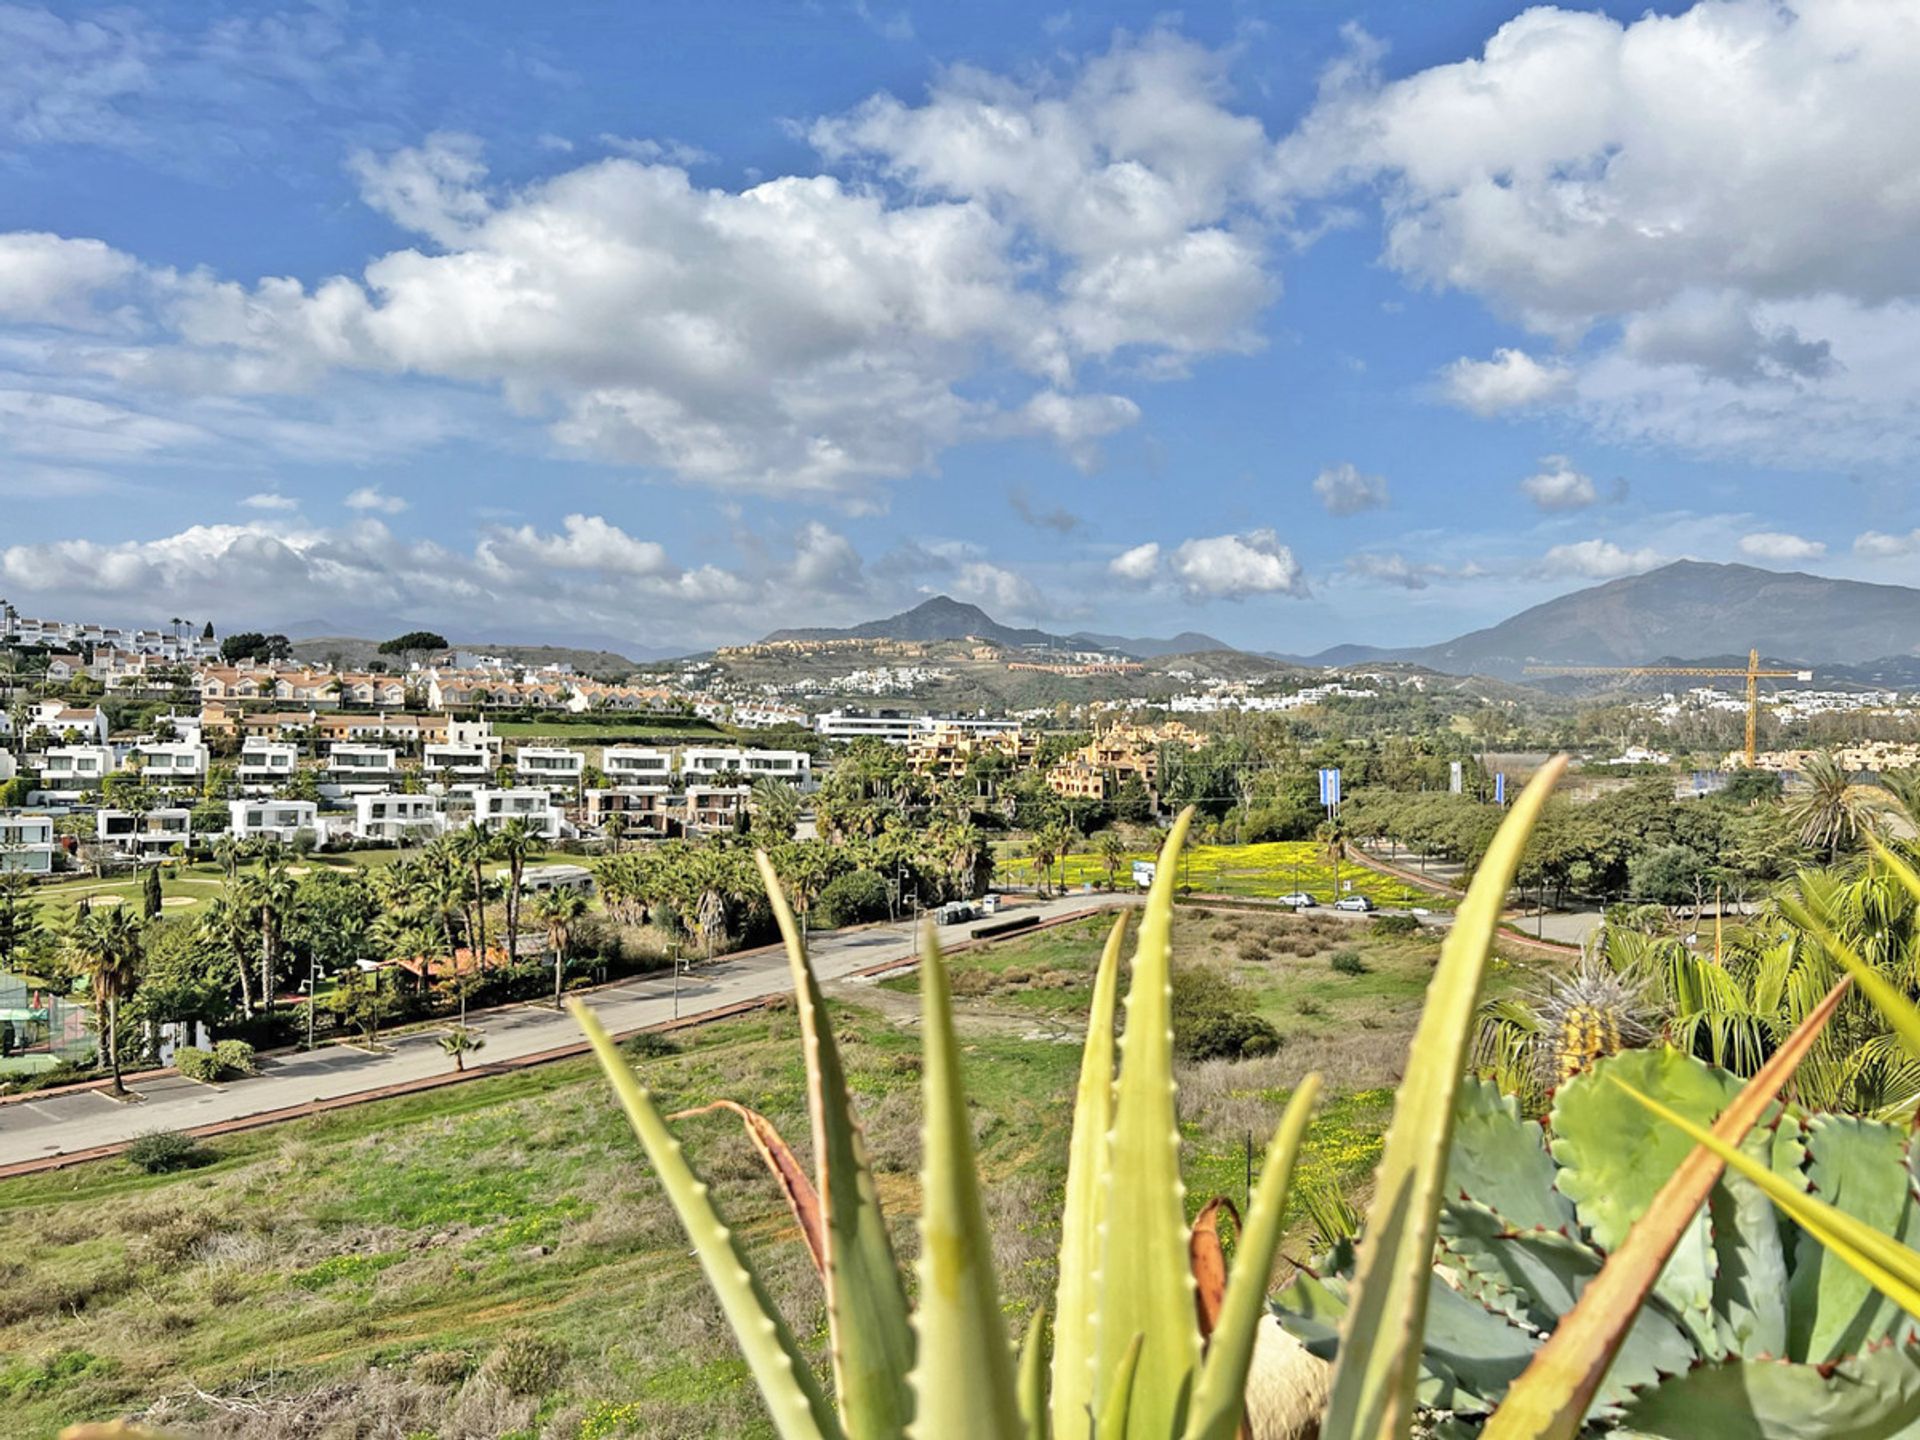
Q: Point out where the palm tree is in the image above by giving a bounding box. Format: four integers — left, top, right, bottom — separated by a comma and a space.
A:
1787, 752, 1892, 860
438, 1025, 486, 1073
238, 857, 297, 1014
452, 823, 496, 972
1096, 829, 1129, 891
1029, 829, 1059, 897
200, 893, 257, 1018
493, 817, 538, 968
749, 778, 800, 840
533, 887, 589, 1009
68, 902, 141, 1095
212, 833, 242, 884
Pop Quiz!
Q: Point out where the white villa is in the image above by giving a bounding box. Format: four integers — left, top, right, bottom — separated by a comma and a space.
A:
36, 745, 116, 793
228, 799, 319, 843
470, 788, 564, 838
96, 808, 193, 859
513, 746, 585, 787
128, 740, 209, 786
602, 746, 673, 784
325, 743, 401, 789
0, 812, 55, 875
352, 793, 446, 843
238, 739, 300, 789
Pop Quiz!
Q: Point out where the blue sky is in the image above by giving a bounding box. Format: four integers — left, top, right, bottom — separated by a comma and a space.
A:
4, 0, 1918, 656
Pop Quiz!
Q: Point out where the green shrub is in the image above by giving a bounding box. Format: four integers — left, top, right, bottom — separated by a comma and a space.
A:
412, 1350, 473, 1386
816, 869, 891, 928
1180, 1011, 1283, 1062
626, 1031, 680, 1059
172, 1046, 221, 1082
1329, 950, 1369, 976
481, 1329, 568, 1395
1369, 913, 1420, 938
212, 1039, 256, 1076
125, 1130, 207, 1174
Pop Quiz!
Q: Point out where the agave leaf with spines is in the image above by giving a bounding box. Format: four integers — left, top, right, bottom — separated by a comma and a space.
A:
1097, 809, 1202, 1440
1052, 911, 1129, 1440
1319, 754, 1569, 1440
1786, 1117, 1920, 1362
754, 851, 914, 1438
1616, 1342, 1920, 1440
910, 926, 1025, 1438
1441, 1080, 1573, 1235
571, 1002, 844, 1440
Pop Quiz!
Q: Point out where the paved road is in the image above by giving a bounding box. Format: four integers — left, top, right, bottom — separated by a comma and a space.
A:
0, 892, 1139, 1170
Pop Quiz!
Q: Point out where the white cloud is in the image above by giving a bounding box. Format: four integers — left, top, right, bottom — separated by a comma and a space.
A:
1344, 551, 1430, 590
1519, 456, 1596, 511
344, 484, 408, 514
1856, 529, 1920, 560
1539, 538, 1664, 579
1739, 530, 1826, 562
1312, 461, 1387, 516
0, 232, 137, 328
948, 561, 1043, 617
1109, 541, 1161, 582
1439, 349, 1572, 416
790, 521, 864, 590
481, 513, 673, 578
1170, 529, 1305, 598
241, 491, 298, 512
1284, 3, 1920, 466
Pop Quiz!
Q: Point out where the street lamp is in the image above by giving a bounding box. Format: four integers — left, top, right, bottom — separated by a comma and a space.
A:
305, 953, 317, 1050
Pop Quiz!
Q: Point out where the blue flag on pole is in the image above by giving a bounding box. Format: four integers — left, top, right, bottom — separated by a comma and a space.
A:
1495, 772, 1507, 806
1318, 767, 1342, 808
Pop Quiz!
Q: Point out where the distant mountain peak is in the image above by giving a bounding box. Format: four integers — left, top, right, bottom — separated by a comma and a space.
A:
761, 597, 1241, 658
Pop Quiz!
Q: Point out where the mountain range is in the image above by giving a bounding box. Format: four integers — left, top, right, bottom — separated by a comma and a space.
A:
761, 596, 1229, 658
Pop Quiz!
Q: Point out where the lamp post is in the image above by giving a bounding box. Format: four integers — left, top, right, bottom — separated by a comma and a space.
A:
305, 954, 317, 1050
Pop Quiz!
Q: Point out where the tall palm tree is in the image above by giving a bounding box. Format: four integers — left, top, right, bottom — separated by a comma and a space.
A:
493, 817, 538, 968
1029, 829, 1059, 897
68, 903, 141, 1095
452, 823, 496, 972
1787, 752, 1893, 860
239, 857, 297, 1013
1096, 829, 1129, 891
533, 887, 589, 1009
211, 833, 243, 884
200, 892, 257, 1018
749, 778, 800, 839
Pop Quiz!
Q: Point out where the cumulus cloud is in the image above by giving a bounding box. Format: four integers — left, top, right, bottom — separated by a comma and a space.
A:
1284, 3, 1920, 465
1344, 552, 1430, 590
948, 560, 1044, 616
1312, 461, 1387, 516
1856, 529, 1920, 559
1739, 530, 1826, 562
480, 513, 673, 578
241, 491, 298, 512
1009, 487, 1080, 535
1539, 538, 1664, 580
1109, 541, 1162, 582
1519, 456, 1597, 511
1170, 530, 1305, 599
344, 484, 408, 514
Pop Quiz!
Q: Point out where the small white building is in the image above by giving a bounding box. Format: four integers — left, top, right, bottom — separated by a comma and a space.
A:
37, 745, 117, 793
128, 740, 209, 785
603, 746, 674, 784
24, 702, 110, 745
352, 792, 445, 843
680, 746, 746, 779
506, 862, 593, 895
229, 799, 319, 843
0, 811, 55, 875
739, 748, 812, 790
424, 742, 495, 779
238, 739, 300, 789
326, 743, 400, 789
514, 746, 585, 787
96, 808, 193, 859
471, 788, 563, 838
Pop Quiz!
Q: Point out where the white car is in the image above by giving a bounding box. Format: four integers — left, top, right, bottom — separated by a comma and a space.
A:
1277, 892, 1317, 908
1334, 895, 1375, 913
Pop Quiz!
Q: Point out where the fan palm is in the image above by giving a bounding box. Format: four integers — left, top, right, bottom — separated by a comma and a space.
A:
238, 857, 297, 1014
1787, 751, 1894, 859
67, 902, 141, 1094
533, 886, 589, 1008
493, 816, 538, 967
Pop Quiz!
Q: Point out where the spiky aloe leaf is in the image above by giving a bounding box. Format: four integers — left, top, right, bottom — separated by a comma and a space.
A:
1098, 809, 1202, 1440
1788, 1116, 1920, 1362
755, 852, 914, 1439
1319, 755, 1568, 1440
669, 1099, 826, 1272
1183, 1076, 1321, 1440
1615, 1343, 1920, 1439
1053, 911, 1129, 1440
1443, 1078, 1574, 1234
570, 1002, 842, 1440
1099, 1335, 1146, 1438
1020, 1307, 1050, 1440
1614, 1078, 1920, 1327
908, 927, 1023, 1439
1549, 1046, 1746, 1351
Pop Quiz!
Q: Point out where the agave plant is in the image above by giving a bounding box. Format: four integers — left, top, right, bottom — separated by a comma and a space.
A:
1276, 1044, 1920, 1437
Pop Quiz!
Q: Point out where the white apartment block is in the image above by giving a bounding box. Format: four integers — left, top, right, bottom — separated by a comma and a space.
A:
229, 799, 319, 843
424, 742, 495, 779
96, 808, 192, 858
353, 793, 446, 843
470, 788, 563, 839
326, 743, 400, 788
513, 746, 585, 786
0, 812, 55, 875
129, 740, 209, 785
602, 746, 673, 784
238, 740, 300, 789
37, 746, 116, 792
812, 709, 922, 744
680, 746, 812, 789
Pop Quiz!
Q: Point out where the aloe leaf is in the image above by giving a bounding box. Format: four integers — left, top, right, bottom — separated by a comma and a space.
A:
1053, 911, 1129, 1440
570, 1001, 842, 1440
1019, 1307, 1050, 1440
1097, 809, 1202, 1440
1787, 1115, 1920, 1362
907, 927, 1023, 1439
1320, 756, 1568, 1440
668, 1099, 827, 1273
1183, 1075, 1321, 1440
1486, 978, 1849, 1438
1616, 1343, 1920, 1439
755, 852, 914, 1438
1097, 1334, 1145, 1439
1614, 1076, 1920, 1325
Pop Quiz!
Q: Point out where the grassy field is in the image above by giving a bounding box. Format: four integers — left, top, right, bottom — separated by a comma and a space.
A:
0, 907, 1460, 1438
995, 839, 1453, 911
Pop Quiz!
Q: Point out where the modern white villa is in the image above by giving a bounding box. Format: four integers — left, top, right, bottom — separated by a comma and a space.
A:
36, 745, 116, 793
228, 799, 319, 843
0, 812, 55, 874
352, 793, 446, 843
96, 808, 193, 858
238, 739, 300, 789
513, 746, 586, 787
470, 788, 564, 838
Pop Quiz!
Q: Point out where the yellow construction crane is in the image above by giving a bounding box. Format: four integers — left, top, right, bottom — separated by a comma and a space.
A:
1524, 647, 1812, 768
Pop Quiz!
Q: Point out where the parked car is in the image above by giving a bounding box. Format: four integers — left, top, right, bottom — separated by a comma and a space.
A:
979, 894, 1002, 916
1334, 895, 1375, 913
937, 901, 977, 924
1277, 892, 1318, 908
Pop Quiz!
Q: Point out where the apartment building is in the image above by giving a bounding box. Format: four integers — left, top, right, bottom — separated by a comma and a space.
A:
684, 783, 750, 833
238, 739, 300, 789
580, 787, 679, 838
229, 799, 319, 843
353, 793, 446, 843
514, 746, 586, 787
0, 812, 55, 875
812, 709, 922, 744
128, 740, 209, 786
96, 808, 193, 859
36, 745, 116, 793
325, 743, 401, 789
424, 742, 496, 780
470, 788, 564, 838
